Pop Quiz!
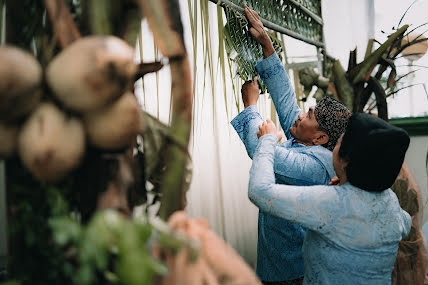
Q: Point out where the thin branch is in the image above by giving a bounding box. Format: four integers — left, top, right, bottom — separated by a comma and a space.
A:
389, 69, 419, 87
396, 64, 428, 69
133, 61, 164, 81
397, 0, 418, 28
404, 23, 428, 38
366, 83, 424, 112
386, 83, 424, 97
394, 52, 428, 60
393, 37, 428, 58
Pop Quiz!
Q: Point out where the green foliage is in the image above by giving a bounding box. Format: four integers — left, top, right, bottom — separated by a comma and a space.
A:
222, 0, 324, 45
3, 0, 195, 284
48, 211, 170, 285
6, 162, 194, 285
6, 158, 73, 284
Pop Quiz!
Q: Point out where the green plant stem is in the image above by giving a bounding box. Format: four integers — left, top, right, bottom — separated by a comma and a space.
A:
368, 77, 388, 121
159, 57, 192, 219
332, 60, 354, 109
351, 25, 408, 84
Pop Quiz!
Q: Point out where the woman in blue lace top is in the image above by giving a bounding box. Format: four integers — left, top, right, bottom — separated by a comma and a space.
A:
249, 113, 411, 284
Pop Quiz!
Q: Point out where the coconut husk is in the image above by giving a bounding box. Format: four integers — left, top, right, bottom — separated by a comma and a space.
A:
0, 46, 42, 123
18, 102, 85, 182
46, 36, 136, 112
84, 92, 143, 150
392, 163, 428, 285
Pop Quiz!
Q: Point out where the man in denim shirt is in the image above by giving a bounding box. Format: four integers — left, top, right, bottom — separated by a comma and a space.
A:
230, 6, 351, 285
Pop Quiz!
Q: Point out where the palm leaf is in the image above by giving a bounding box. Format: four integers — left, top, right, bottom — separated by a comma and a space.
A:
223, 5, 283, 93
211, 0, 324, 47
217, 5, 229, 119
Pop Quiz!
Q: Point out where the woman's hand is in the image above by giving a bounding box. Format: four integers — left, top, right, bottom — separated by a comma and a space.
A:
257, 119, 282, 141
329, 176, 340, 185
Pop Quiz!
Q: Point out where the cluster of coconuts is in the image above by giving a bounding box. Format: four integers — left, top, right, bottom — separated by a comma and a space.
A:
0, 36, 143, 182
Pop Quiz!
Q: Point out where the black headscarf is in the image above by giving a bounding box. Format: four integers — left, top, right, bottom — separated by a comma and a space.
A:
339, 113, 410, 192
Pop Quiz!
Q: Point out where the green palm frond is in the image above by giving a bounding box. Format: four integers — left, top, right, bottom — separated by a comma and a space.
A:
223, 5, 283, 93
212, 0, 323, 47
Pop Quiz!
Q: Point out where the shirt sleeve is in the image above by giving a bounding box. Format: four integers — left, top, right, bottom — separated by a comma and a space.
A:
249, 135, 338, 234
256, 53, 301, 139
231, 107, 329, 185
230, 105, 263, 159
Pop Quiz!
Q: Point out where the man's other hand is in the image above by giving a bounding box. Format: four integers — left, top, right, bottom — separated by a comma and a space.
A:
242, 76, 260, 108
257, 119, 282, 142
244, 5, 275, 58
329, 176, 340, 185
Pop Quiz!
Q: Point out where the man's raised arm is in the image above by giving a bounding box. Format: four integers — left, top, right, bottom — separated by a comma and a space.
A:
245, 5, 300, 139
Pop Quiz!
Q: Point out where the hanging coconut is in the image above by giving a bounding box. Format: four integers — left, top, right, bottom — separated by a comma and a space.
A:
0, 122, 19, 158
18, 102, 85, 182
46, 36, 137, 113
0, 46, 42, 123
84, 92, 143, 150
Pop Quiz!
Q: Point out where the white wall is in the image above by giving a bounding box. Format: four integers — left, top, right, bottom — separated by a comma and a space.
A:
322, 0, 374, 66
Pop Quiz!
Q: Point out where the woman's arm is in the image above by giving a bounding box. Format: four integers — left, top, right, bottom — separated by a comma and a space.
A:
249, 130, 338, 233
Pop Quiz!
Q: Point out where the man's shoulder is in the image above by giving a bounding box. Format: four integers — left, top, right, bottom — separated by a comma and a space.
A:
276, 143, 335, 181
285, 143, 332, 156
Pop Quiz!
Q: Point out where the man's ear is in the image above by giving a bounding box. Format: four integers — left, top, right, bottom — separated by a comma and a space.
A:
312, 131, 329, 146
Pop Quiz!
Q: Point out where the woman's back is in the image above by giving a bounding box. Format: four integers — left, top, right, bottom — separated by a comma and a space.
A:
302, 183, 411, 284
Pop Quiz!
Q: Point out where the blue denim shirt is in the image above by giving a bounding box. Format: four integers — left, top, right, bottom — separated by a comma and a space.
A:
231, 53, 335, 281
249, 135, 411, 285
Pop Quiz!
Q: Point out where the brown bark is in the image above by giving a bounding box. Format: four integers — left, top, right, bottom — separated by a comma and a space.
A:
135, 0, 186, 58
135, 0, 192, 219
44, 0, 81, 49
367, 77, 388, 121
392, 163, 428, 285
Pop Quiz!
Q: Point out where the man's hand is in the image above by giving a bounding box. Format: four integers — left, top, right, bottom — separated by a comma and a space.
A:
244, 5, 275, 58
242, 76, 259, 108
329, 176, 340, 185
257, 119, 282, 142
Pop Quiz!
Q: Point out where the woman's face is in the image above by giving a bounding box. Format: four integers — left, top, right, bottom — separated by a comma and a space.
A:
332, 134, 347, 179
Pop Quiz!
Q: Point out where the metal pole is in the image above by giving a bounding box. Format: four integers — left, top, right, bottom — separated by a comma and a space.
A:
209, 0, 325, 48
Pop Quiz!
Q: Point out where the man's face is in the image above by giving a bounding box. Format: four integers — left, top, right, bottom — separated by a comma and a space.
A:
289, 106, 323, 144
